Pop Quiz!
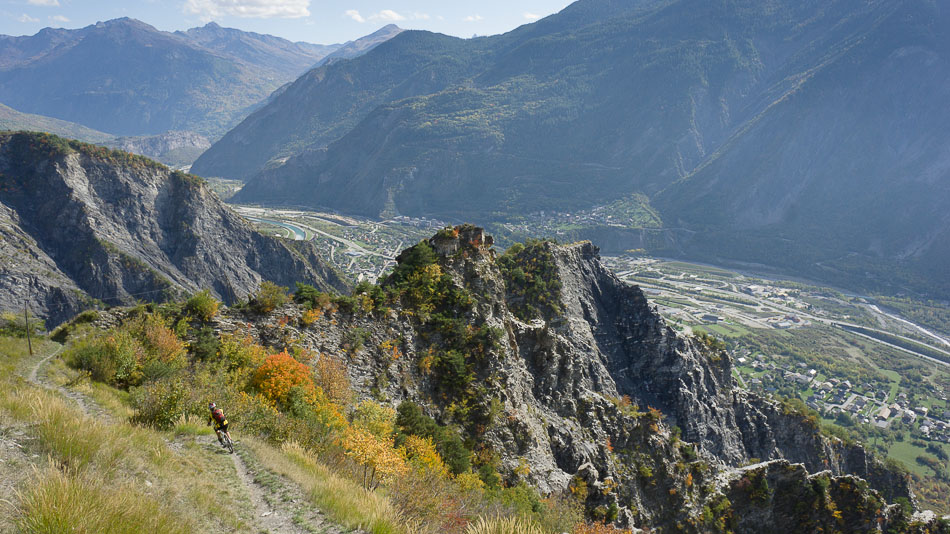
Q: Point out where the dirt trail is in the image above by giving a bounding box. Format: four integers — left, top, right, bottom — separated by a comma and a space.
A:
27, 343, 111, 422
27, 342, 343, 534
227, 444, 345, 534
26, 344, 62, 384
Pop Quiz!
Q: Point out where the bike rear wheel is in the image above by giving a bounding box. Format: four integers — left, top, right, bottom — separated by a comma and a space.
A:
223, 434, 234, 454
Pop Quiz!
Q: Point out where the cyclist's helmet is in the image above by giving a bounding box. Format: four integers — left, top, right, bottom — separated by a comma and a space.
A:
209, 402, 216, 410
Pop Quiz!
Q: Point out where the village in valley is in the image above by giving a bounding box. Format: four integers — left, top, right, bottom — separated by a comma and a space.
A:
602, 254, 950, 502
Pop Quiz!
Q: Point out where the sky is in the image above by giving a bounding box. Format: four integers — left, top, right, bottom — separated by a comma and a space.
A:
0, 0, 575, 44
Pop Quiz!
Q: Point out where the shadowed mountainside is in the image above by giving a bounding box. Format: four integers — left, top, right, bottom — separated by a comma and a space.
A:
217, 0, 949, 298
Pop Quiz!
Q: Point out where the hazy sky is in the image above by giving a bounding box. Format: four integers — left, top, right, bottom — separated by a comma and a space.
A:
0, 0, 575, 43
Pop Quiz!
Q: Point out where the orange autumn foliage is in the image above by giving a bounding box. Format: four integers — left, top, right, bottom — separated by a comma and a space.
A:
252, 351, 317, 405
574, 522, 633, 534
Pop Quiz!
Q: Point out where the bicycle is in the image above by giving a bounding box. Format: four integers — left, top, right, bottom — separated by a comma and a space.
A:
215, 429, 234, 454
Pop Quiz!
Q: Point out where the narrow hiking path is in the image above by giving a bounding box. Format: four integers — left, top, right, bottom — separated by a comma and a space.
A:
26, 343, 111, 422
25, 341, 345, 534
229, 443, 348, 534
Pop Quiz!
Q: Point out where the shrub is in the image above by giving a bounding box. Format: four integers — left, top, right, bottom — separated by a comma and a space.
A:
352, 400, 396, 438
185, 289, 220, 322
342, 328, 370, 355
434, 349, 473, 392
67, 330, 145, 388
189, 326, 220, 361
497, 239, 562, 320
342, 425, 408, 490
293, 283, 333, 310
300, 308, 322, 326
396, 401, 472, 475
249, 281, 289, 314
252, 351, 317, 407
390, 241, 439, 284
402, 435, 450, 478
136, 314, 187, 381
130, 379, 189, 429
314, 354, 352, 406
217, 333, 267, 371
495, 482, 544, 516
228, 391, 284, 440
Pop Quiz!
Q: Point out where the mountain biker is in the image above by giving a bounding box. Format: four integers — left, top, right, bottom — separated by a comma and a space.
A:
208, 402, 232, 447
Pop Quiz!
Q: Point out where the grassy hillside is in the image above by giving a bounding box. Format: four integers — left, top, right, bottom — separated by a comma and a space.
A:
0, 337, 247, 532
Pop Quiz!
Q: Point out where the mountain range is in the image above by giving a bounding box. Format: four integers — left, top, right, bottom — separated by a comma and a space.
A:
208, 0, 949, 298
0, 131, 347, 326
0, 19, 402, 140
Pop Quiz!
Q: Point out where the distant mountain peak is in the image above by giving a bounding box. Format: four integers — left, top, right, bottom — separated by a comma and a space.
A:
366, 24, 403, 38
93, 17, 154, 30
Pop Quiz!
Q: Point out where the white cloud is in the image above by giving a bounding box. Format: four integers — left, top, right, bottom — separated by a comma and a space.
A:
48, 14, 69, 22
28, 0, 59, 6
18, 13, 40, 22
346, 9, 427, 23
523, 12, 540, 20
464, 14, 483, 22
376, 9, 404, 21
183, 0, 310, 19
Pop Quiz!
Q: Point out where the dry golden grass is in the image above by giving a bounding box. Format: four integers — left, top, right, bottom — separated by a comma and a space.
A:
247, 438, 411, 534
464, 515, 546, 534
0, 337, 254, 533
18, 464, 192, 534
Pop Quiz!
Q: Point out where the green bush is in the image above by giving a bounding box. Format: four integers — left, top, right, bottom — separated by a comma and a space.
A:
185, 290, 220, 322
249, 281, 289, 314
66, 330, 145, 388
190, 327, 220, 361
494, 481, 543, 516
434, 350, 473, 392
396, 401, 472, 475
342, 328, 370, 355
130, 379, 189, 429
294, 283, 332, 310
496, 239, 562, 321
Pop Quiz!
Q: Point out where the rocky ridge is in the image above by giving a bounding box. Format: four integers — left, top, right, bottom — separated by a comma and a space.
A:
172, 225, 947, 532
0, 131, 347, 326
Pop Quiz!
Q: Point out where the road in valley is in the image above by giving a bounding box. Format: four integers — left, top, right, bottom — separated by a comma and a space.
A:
625, 273, 950, 370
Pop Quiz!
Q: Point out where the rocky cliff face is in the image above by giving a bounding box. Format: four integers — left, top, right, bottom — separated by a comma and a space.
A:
197, 225, 944, 532
0, 132, 347, 326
